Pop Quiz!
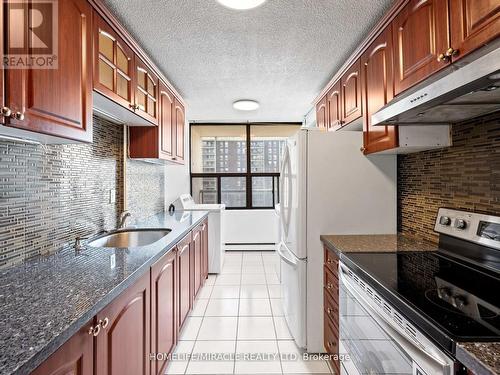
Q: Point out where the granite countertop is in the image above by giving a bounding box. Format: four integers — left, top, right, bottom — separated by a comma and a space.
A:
0, 210, 208, 375
320, 233, 438, 257
456, 342, 500, 375
320, 233, 500, 375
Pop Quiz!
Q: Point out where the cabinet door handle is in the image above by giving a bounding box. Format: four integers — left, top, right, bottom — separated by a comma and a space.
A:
360, 146, 366, 153
99, 317, 109, 329
12, 112, 25, 121
327, 282, 333, 289
1, 107, 12, 117
88, 324, 101, 337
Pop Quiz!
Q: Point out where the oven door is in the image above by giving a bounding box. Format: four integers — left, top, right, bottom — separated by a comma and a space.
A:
338, 264, 453, 375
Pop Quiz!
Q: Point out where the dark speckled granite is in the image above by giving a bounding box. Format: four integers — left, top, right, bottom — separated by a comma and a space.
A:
320, 233, 438, 258
0, 210, 208, 375
457, 342, 500, 375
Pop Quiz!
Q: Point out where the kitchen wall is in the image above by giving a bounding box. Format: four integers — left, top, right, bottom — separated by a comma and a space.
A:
0, 115, 167, 269
398, 113, 500, 243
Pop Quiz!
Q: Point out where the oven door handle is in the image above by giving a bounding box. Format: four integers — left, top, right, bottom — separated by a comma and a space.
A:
339, 267, 452, 375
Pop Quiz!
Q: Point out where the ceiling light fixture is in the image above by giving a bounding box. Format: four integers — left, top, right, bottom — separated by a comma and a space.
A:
217, 0, 267, 10
233, 100, 260, 111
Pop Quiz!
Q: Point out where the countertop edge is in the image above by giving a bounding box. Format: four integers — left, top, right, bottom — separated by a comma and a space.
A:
13, 212, 209, 375
456, 343, 499, 375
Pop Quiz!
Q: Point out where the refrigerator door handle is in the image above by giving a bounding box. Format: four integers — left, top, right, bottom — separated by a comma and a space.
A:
277, 242, 298, 267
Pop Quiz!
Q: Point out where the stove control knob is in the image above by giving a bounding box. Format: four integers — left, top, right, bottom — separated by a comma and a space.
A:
439, 216, 451, 226
438, 287, 452, 299
452, 295, 467, 309
455, 219, 467, 230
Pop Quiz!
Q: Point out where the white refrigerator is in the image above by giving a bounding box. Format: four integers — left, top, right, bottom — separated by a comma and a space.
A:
277, 128, 397, 353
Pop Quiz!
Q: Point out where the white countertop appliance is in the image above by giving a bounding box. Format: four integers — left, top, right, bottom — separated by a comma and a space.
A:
277, 128, 397, 353
172, 194, 226, 274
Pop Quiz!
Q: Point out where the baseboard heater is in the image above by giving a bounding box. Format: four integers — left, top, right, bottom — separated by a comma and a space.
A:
225, 242, 276, 251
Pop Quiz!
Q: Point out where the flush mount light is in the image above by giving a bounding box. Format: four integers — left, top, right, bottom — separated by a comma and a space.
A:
217, 0, 267, 10
233, 100, 260, 111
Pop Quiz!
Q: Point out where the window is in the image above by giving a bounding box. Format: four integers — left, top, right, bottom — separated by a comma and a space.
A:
190, 123, 300, 209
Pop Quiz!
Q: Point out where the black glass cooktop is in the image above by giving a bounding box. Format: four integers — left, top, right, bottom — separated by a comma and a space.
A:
344, 251, 500, 342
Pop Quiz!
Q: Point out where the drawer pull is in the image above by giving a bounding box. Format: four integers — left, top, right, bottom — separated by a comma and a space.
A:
88, 324, 101, 337
100, 317, 109, 329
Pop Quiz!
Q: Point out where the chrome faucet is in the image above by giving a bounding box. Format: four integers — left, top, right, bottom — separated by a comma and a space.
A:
118, 211, 132, 229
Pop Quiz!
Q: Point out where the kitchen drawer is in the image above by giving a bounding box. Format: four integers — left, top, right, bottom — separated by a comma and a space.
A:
324, 248, 339, 275
324, 267, 339, 300
324, 286, 339, 328
324, 313, 340, 374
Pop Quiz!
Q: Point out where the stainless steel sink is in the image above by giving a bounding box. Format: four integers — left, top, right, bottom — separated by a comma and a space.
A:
87, 229, 171, 248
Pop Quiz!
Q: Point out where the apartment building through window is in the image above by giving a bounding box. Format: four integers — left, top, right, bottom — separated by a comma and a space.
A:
190, 124, 301, 209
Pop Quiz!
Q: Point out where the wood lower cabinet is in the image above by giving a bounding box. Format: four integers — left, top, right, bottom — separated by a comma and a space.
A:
95, 272, 150, 375
450, 0, 500, 61
191, 224, 203, 297
340, 59, 363, 126
323, 248, 340, 375
201, 219, 209, 280
392, 0, 450, 95
31, 322, 94, 375
316, 95, 328, 129
3, 0, 93, 143
177, 233, 192, 329
151, 249, 177, 375
360, 25, 398, 155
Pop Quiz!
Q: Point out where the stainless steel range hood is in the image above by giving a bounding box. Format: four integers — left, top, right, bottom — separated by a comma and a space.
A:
372, 44, 500, 126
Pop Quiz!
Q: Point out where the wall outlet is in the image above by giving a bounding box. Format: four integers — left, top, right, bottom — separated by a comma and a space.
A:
109, 189, 116, 204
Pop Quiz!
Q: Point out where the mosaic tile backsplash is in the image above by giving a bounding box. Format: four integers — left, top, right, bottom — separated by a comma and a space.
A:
0, 115, 166, 268
398, 114, 500, 243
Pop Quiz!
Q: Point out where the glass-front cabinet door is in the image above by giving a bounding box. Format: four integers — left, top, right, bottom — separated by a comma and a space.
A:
134, 56, 159, 125
93, 12, 134, 109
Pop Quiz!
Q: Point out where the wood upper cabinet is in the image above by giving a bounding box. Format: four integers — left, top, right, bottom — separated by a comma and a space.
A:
360, 25, 398, 155
177, 233, 192, 329
450, 0, 500, 61
93, 12, 134, 110
95, 272, 150, 375
3, 0, 93, 142
174, 99, 186, 163
392, 0, 451, 95
134, 56, 159, 125
129, 82, 179, 162
340, 59, 363, 125
326, 81, 341, 131
315, 96, 328, 129
151, 248, 177, 375
160, 86, 175, 160
31, 322, 93, 375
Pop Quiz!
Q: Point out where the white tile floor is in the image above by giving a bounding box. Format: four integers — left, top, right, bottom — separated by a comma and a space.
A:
165, 251, 332, 375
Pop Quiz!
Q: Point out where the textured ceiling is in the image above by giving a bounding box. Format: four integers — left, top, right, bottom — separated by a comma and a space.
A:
103, 0, 393, 122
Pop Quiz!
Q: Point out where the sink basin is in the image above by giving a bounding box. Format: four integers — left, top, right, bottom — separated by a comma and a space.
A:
88, 229, 171, 248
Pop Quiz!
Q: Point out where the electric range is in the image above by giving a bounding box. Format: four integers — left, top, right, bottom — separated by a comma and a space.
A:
339, 208, 500, 374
